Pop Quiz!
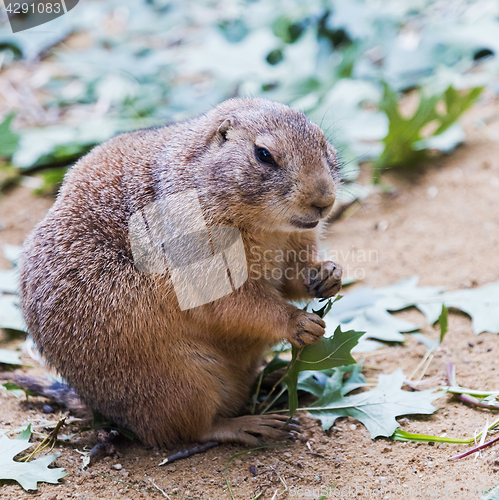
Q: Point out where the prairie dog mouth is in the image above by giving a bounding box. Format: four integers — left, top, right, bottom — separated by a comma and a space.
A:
290, 218, 319, 229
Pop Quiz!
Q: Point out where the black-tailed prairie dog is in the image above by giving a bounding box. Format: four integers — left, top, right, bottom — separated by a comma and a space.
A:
19, 98, 342, 447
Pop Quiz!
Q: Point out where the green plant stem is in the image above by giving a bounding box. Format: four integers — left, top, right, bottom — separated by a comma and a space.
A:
443, 386, 499, 397
261, 386, 287, 415
393, 417, 499, 443
317, 484, 336, 500
393, 430, 474, 444
257, 351, 301, 415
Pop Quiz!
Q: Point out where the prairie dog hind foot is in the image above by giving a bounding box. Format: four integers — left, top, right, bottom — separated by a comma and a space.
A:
201, 414, 300, 447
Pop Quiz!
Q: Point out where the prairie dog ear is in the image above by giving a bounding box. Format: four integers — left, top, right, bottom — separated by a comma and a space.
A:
202, 113, 239, 148
217, 119, 233, 140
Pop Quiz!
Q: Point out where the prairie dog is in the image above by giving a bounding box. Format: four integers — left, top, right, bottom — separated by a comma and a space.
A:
19, 98, 342, 447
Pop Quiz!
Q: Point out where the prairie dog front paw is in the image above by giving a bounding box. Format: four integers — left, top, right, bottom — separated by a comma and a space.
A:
287, 310, 325, 348
305, 261, 342, 298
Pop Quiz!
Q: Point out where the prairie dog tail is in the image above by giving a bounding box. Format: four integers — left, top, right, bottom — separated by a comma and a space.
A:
2, 374, 90, 418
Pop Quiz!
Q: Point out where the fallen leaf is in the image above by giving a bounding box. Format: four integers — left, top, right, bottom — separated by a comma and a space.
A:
0, 349, 22, 366
0, 295, 27, 332
307, 368, 440, 437
0, 426, 66, 491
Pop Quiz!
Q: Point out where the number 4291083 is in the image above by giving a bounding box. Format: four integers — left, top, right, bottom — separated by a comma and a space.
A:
5, 2, 63, 14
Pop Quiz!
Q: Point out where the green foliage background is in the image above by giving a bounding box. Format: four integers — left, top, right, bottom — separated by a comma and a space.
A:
0, 0, 498, 187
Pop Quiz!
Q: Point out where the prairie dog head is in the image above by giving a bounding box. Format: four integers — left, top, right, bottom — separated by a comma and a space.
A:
200, 98, 340, 232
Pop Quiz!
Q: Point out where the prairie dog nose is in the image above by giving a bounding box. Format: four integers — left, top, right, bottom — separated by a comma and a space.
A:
311, 188, 336, 216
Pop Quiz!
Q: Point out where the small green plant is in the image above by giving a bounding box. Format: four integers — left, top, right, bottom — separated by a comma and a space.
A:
254, 298, 363, 417
0, 114, 19, 159
374, 85, 484, 181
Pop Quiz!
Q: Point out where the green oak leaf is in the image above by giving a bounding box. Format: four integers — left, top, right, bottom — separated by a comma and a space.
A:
2, 382, 28, 398
306, 368, 440, 438
0, 426, 66, 491
375, 84, 483, 180
297, 364, 367, 399
283, 327, 364, 416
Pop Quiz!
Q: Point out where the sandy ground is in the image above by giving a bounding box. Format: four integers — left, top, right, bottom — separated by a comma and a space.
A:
1, 96, 499, 500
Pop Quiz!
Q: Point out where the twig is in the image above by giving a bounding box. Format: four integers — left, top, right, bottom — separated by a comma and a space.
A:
159, 441, 220, 465
88, 429, 119, 464
449, 434, 499, 461
414, 352, 434, 382
408, 349, 433, 381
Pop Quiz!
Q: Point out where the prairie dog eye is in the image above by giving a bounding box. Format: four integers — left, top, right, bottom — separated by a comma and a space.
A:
255, 146, 276, 166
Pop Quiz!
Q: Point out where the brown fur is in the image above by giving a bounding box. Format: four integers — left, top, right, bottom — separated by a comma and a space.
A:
19, 98, 342, 447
